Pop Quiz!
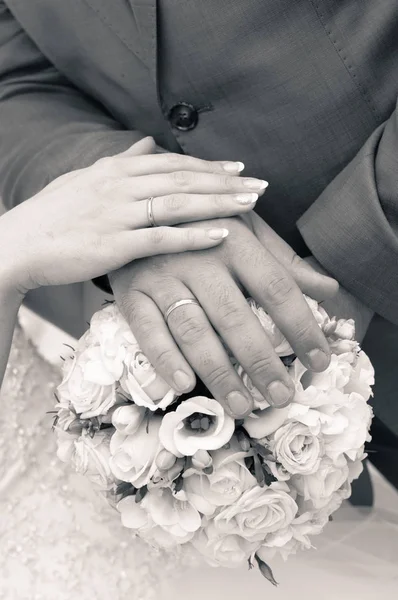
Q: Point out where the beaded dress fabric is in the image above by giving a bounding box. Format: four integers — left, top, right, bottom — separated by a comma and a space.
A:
0, 325, 176, 600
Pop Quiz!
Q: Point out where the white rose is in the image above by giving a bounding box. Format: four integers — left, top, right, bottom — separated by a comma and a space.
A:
243, 405, 290, 439
57, 349, 117, 419
111, 404, 146, 435
72, 430, 115, 490
120, 348, 177, 411
55, 429, 79, 463
292, 455, 349, 508
192, 522, 257, 568
159, 397, 235, 457
257, 534, 309, 562
324, 316, 356, 341
184, 444, 256, 516
88, 304, 136, 381
117, 496, 182, 549
214, 482, 298, 542
142, 487, 201, 544
109, 416, 162, 486
271, 421, 323, 475
302, 353, 354, 392
323, 392, 373, 462
344, 350, 375, 399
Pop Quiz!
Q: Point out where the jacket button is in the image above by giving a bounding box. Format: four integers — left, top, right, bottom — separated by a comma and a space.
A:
168, 103, 199, 131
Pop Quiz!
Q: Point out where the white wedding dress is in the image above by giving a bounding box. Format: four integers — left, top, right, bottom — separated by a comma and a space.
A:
0, 325, 179, 600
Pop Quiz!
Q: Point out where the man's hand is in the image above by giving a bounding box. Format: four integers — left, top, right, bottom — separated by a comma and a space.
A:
110, 216, 338, 419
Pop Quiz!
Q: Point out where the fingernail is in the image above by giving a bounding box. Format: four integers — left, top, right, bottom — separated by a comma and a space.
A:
235, 193, 258, 205
225, 391, 251, 418
306, 348, 330, 372
207, 228, 229, 240
243, 178, 268, 191
173, 370, 193, 392
267, 381, 294, 408
223, 161, 245, 173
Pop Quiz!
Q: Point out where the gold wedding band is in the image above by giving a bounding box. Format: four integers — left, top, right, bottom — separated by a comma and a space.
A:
165, 298, 201, 324
146, 196, 157, 227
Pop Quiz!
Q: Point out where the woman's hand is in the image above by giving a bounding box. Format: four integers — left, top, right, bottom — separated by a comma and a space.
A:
0, 137, 267, 294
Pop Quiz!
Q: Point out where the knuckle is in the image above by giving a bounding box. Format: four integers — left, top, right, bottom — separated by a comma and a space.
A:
220, 175, 235, 190
170, 170, 195, 188
292, 318, 318, 343
95, 156, 117, 173
164, 153, 184, 169
205, 364, 232, 389
248, 354, 277, 379
264, 273, 294, 306
182, 228, 197, 245
164, 194, 187, 212
210, 194, 226, 210
290, 252, 304, 271
148, 226, 168, 245
173, 315, 209, 345
147, 346, 176, 371
216, 300, 246, 331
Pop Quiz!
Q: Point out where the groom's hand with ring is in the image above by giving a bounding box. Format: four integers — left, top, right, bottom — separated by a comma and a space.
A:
110, 215, 338, 419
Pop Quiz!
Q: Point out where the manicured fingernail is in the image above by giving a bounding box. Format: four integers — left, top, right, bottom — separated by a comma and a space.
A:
242, 178, 268, 191
207, 228, 229, 240
223, 161, 245, 173
173, 370, 193, 392
235, 193, 258, 205
306, 348, 330, 372
267, 381, 294, 408
225, 391, 251, 418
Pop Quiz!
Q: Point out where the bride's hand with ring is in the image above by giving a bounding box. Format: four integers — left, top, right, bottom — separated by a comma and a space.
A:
0, 137, 267, 295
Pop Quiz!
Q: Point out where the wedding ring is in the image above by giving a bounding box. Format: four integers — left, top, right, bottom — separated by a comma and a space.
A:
146, 196, 157, 227
164, 298, 201, 324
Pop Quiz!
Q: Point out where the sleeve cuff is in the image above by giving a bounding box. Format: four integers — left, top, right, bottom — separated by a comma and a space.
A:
297, 139, 398, 324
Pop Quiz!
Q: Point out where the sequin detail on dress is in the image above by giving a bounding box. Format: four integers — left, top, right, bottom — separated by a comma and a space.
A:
0, 325, 177, 600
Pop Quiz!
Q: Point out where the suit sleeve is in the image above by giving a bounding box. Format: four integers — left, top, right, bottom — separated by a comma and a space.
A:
297, 100, 398, 325
0, 1, 144, 208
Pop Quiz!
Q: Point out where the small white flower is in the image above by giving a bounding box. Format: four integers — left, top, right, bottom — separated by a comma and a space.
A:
159, 397, 235, 457
192, 522, 257, 568
271, 421, 323, 475
120, 349, 177, 411
184, 444, 256, 516
57, 349, 117, 419
214, 482, 298, 542
109, 416, 162, 486
72, 430, 115, 490
111, 403, 146, 435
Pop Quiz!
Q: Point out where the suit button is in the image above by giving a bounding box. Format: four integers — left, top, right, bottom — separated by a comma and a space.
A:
168, 103, 199, 131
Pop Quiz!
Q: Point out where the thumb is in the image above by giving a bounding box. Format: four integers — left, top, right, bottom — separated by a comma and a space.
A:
118, 136, 157, 157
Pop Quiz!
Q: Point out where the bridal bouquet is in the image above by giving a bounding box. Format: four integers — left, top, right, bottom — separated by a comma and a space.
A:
53, 298, 374, 585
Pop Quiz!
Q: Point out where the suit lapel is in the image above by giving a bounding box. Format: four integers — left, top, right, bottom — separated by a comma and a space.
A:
83, 0, 158, 78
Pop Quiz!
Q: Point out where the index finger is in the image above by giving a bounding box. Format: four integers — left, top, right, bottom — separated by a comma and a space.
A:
104, 152, 246, 177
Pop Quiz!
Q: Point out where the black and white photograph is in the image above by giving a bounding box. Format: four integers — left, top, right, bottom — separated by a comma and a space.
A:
0, 1, 397, 598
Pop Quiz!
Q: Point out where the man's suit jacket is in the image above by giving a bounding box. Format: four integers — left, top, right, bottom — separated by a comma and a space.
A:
0, 0, 397, 431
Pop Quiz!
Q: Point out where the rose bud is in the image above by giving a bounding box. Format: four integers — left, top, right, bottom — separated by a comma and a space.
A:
255, 555, 278, 587
155, 449, 177, 471
192, 449, 212, 471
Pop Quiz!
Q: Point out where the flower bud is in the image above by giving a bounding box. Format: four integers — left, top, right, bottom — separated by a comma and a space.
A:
255, 555, 278, 587
237, 430, 251, 452
112, 404, 145, 435
155, 449, 177, 471
192, 449, 212, 470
